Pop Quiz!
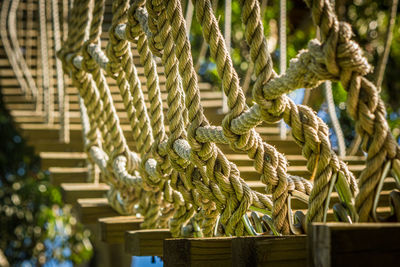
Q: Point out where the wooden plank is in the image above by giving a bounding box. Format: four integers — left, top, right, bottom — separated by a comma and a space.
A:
49, 167, 88, 185
40, 152, 87, 169
125, 229, 171, 256
232, 235, 307, 267
164, 237, 232, 267
98, 216, 143, 244
61, 183, 109, 204
309, 222, 400, 267
76, 198, 119, 224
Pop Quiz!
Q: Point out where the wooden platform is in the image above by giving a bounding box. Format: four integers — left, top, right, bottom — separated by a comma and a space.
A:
125, 229, 171, 256
99, 216, 143, 244
309, 223, 400, 267
76, 198, 119, 224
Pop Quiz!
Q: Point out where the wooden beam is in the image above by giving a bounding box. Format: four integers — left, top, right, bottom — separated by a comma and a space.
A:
163, 237, 233, 267
98, 216, 143, 244
232, 235, 307, 267
125, 229, 171, 256
61, 183, 109, 204
49, 167, 88, 186
309, 222, 400, 267
76, 198, 119, 224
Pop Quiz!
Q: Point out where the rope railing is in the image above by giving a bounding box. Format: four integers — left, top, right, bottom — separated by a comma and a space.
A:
0, 0, 37, 101
1, 0, 70, 140
3, 0, 400, 239
58, 0, 400, 236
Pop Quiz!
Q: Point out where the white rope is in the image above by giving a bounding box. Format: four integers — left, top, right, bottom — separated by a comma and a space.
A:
221, 0, 231, 114
8, 0, 38, 101
0, 0, 33, 100
52, 0, 69, 143
39, 0, 53, 124
185, 1, 194, 37
279, 0, 287, 140
324, 81, 346, 157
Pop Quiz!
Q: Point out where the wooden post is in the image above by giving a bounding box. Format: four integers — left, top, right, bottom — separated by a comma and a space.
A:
232, 235, 307, 267
309, 222, 400, 267
98, 216, 143, 244
164, 237, 233, 267
76, 198, 119, 224
125, 229, 171, 256
61, 183, 109, 204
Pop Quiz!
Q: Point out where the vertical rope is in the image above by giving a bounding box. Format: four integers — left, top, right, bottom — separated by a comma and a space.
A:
221, 0, 231, 114
185, 1, 194, 36
9, 0, 38, 101
52, 0, 69, 143
324, 81, 346, 157
61, 0, 70, 141
39, 0, 53, 124
375, 0, 399, 88
279, 0, 287, 140
194, 0, 218, 72
0, 0, 25, 96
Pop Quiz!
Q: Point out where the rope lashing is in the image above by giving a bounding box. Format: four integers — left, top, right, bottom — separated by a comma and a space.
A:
13, 0, 394, 238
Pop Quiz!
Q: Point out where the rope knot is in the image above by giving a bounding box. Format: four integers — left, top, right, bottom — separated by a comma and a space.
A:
308, 22, 371, 82
81, 42, 98, 73
126, 4, 144, 42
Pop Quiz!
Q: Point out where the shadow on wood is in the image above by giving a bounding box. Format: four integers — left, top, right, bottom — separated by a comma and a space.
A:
163, 237, 232, 267
76, 198, 119, 224
309, 222, 400, 267
232, 235, 307, 267
98, 216, 143, 244
125, 229, 171, 256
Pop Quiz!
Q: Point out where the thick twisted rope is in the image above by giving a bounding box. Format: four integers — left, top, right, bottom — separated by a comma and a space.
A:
39, 0, 53, 124
303, 0, 399, 221
147, 0, 224, 236
107, 0, 162, 229
127, 1, 196, 235
60, 0, 144, 216
227, 0, 359, 224
151, 0, 277, 236
194, 0, 286, 234
53, 0, 400, 239
52, 0, 69, 143
128, 3, 205, 236
157, 0, 249, 236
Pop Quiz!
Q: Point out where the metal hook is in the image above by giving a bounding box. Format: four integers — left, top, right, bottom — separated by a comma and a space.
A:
213, 215, 220, 237
287, 190, 309, 235
243, 214, 260, 236
372, 161, 391, 221
251, 212, 264, 233
323, 172, 337, 222
391, 159, 400, 189
333, 203, 352, 223
261, 214, 281, 236
191, 217, 203, 238
249, 206, 272, 217
335, 171, 358, 222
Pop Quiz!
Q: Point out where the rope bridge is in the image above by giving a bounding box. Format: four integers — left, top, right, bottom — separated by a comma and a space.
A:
2, 0, 400, 241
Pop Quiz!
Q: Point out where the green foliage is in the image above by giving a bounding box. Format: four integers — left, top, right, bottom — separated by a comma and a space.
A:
0, 92, 92, 265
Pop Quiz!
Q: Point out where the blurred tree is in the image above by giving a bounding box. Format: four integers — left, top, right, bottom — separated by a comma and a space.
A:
0, 89, 92, 266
